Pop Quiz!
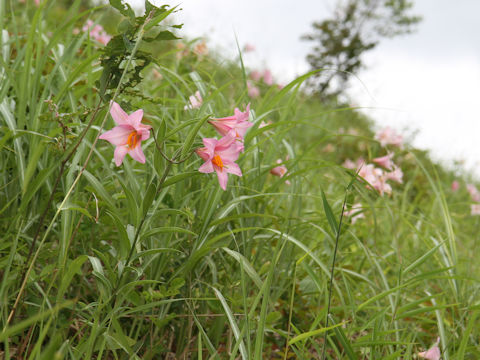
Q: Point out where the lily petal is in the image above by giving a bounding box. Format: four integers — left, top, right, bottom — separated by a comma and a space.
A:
99, 125, 132, 146
114, 146, 128, 166
128, 145, 146, 163
110, 101, 130, 125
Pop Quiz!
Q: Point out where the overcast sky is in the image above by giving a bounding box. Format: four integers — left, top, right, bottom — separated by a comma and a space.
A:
128, 0, 480, 177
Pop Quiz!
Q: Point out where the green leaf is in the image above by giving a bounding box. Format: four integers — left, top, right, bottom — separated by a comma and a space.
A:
321, 188, 338, 236
181, 114, 211, 159
288, 322, 345, 346
109, 0, 135, 20
142, 181, 157, 217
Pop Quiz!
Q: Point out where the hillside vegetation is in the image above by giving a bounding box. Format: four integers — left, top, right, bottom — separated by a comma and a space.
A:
0, 1, 479, 359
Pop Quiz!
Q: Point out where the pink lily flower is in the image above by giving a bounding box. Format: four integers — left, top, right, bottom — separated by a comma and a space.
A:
375, 127, 403, 148
263, 69, 273, 85
373, 152, 394, 170
244, 43, 256, 52
270, 158, 291, 185
99, 102, 151, 166
82, 20, 111, 46
418, 338, 441, 360
451, 180, 460, 192
385, 166, 403, 184
466, 183, 480, 202
209, 104, 253, 140
247, 81, 260, 98
195, 132, 243, 190
471, 204, 480, 216
343, 159, 357, 169
358, 164, 391, 196
184, 91, 203, 110
250, 70, 262, 82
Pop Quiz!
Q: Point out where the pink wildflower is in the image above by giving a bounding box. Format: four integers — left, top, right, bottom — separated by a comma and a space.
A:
263, 69, 273, 85
195, 132, 243, 190
358, 164, 391, 196
99, 102, 151, 166
270, 158, 291, 185
259, 120, 272, 129
250, 70, 262, 82
466, 183, 480, 202
247, 81, 260, 98
451, 180, 459, 192
209, 104, 253, 140
375, 127, 403, 148
344, 203, 365, 224
385, 166, 403, 184
244, 43, 256, 52
471, 204, 480, 216
373, 152, 394, 170
82, 20, 111, 45
418, 338, 441, 360
193, 41, 208, 57
184, 91, 203, 110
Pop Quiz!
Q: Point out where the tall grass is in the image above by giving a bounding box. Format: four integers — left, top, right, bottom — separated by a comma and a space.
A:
1, 1, 479, 359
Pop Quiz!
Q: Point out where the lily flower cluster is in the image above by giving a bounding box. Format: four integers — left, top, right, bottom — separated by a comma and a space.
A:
344, 153, 403, 196
195, 105, 253, 190
375, 126, 403, 148
80, 20, 112, 46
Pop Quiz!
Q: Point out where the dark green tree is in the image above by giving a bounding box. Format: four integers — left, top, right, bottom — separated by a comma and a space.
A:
302, 0, 421, 99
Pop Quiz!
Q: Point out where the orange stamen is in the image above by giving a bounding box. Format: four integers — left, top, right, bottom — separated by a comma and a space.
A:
127, 131, 141, 149
212, 154, 224, 170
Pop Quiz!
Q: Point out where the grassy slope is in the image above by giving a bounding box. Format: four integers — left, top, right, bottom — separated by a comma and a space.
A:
0, 1, 479, 359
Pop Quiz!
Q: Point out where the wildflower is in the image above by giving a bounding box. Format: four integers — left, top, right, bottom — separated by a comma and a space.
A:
344, 203, 365, 224
418, 338, 441, 360
99, 102, 151, 166
471, 204, 480, 216
176, 42, 189, 59
196, 132, 243, 190
184, 91, 203, 110
466, 184, 480, 202
375, 127, 403, 147
193, 41, 208, 57
451, 180, 459, 192
270, 158, 291, 185
343, 158, 357, 169
373, 152, 394, 170
358, 164, 391, 196
209, 104, 253, 140
82, 20, 111, 45
385, 166, 403, 184
263, 69, 273, 85
258, 120, 272, 129
250, 70, 262, 82
247, 81, 260, 98
244, 43, 256, 52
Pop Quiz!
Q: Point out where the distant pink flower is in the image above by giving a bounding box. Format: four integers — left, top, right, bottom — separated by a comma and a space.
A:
209, 104, 253, 140
343, 159, 357, 169
471, 204, 480, 215
35, 0, 40, 4
466, 183, 480, 202
385, 166, 403, 184
184, 91, 203, 110
82, 20, 111, 45
451, 180, 459, 192
250, 70, 262, 81
196, 132, 243, 190
247, 81, 260, 98
271, 159, 287, 178
344, 203, 365, 224
99, 102, 151, 166
263, 69, 273, 85
270, 158, 291, 185
359, 164, 391, 196
193, 41, 208, 57
418, 338, 441, 360
244, 43, 256, 52
375, 127, 403, 148
373, 152, 394, 170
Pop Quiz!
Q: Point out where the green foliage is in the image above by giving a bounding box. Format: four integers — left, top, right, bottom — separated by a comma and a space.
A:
0, 0, 478, 359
